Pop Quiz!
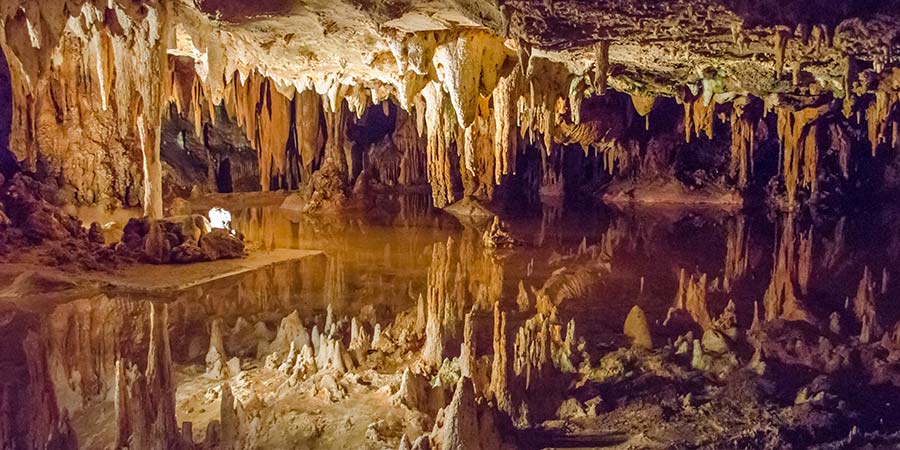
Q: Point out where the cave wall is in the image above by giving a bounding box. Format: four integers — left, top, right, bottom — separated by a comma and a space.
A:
0, 0, 171, 217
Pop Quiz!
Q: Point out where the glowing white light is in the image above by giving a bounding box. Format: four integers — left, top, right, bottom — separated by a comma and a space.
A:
208, 207, 232, 230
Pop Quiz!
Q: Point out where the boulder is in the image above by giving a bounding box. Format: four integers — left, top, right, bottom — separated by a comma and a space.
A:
171, 243, 210, 263
200, 229, 244, 260
143, 222, 171, 264
159, 214, 210, 245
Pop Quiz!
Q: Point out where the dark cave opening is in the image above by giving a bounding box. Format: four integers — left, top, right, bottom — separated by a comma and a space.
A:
0, 44, 18, 179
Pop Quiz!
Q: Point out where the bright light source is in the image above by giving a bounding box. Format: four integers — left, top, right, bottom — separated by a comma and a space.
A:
208, 207, 232, 230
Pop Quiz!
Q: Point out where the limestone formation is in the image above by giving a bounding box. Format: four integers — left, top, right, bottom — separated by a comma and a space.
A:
624, 305, 654, 349
206, 318, 230, 379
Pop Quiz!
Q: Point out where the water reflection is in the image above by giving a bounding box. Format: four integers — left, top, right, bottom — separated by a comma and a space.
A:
5, 193, 900, 446
212, 196, 900, 333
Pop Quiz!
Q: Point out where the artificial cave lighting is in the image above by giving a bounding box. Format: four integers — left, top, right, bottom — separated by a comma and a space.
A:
208, 207, 233, 230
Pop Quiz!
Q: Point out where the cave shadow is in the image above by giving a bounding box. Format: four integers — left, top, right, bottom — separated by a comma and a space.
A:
714, 0, 900, 27
0, 43, 20, 178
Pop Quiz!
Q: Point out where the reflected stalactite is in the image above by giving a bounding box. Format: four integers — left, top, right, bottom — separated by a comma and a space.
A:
762, 217, 814, 323
724, 215, 750, 288
537, 202, 562, 247
422, 236, 458, 367
114, 303, 179, 450
0, 323, 78, 450
324, 254, 347, 309
673, 268, 714, 331
854, 266, 882, 343
821, 217, 847, 272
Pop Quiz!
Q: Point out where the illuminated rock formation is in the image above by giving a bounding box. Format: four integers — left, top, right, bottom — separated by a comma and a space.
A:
624, 305, 654, 349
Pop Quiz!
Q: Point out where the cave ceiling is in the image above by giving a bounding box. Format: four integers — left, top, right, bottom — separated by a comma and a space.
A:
176, 0, 900, 100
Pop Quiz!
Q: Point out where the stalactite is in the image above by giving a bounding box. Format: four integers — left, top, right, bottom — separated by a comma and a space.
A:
594, 40, 610, 95
461, 95, 496, 199
257, 80, 293, 191
776, 106, 826, 207
3, 2, 168, 215
422, 82, 458, 207
295, 88, 324, 178
729, 97, 755, 188
492, 70, 521, 184
829, 123, 851, 179
685, 97, 716, 142
866, 90, 898, 156
431, 30, 507, 128
773, 28, 791, 78
323, 100, 352, 180
630, 93, 656, 130
393, 108, 427, 186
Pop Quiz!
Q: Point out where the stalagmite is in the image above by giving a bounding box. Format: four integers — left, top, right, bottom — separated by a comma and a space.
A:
206, 318, 229, 379
269, 310, 311, 361
349, 317, 371, 365
854, 267, 881, 343
624, 305, 653, 349
431, 378, 503, 450
392, 368, 433, 414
